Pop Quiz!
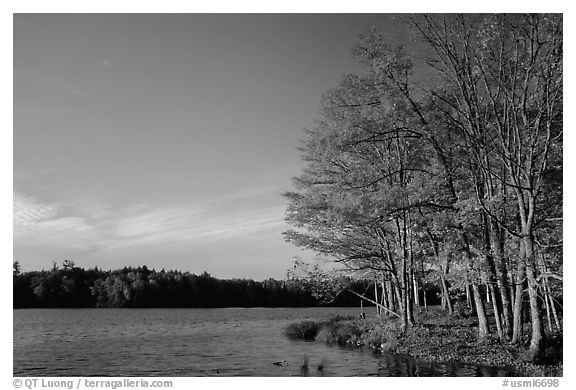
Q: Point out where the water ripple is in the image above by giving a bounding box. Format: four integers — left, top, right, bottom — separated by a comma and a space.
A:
14, 308, 514, 377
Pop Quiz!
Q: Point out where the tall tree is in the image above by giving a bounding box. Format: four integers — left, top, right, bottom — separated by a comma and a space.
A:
284, 14, 562, 359
409, 13, 562, 359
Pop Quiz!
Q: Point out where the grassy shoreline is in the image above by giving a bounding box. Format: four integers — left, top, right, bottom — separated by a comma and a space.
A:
284, 307, 562, 377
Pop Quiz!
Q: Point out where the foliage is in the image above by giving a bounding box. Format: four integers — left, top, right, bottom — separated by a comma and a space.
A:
285, 307, 562, 375
13, 263, 316, 308
13, 262, 381, 308
284, 321, 321, 340
284, 13, 563, 360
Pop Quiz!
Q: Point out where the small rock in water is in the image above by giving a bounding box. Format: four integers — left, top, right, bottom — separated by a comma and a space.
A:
300, 357, 309, 375
317, 359, 326, 372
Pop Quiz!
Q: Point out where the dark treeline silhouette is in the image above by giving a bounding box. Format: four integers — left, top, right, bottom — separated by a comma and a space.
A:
13, 261, 372, 309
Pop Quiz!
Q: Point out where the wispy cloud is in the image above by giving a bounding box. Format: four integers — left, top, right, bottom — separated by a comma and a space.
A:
14, 193, 102, 250
63, 83, 89, 98
14, 67, 89, 100
14, 192, 58, 236
105, 203, 285, 251
100, 59, 114, 69
13, 189, 288, 258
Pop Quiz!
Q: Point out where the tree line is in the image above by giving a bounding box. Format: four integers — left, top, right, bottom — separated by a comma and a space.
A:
283, 14, 562, 361
13, 260, 375, 309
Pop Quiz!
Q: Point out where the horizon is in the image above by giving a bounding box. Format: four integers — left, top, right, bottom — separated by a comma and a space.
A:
13, 14, 414, 279
14, 261, 298, 282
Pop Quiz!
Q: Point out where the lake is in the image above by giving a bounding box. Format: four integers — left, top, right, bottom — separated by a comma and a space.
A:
13, 307, 514, 376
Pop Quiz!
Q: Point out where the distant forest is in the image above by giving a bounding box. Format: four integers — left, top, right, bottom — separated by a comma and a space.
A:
12, 260, 372, 309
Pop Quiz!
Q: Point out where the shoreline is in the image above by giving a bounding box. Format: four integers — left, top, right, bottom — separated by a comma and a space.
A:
284, 307, 563, 377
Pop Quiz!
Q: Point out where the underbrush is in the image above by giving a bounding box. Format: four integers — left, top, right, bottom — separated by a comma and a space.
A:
284, 307, 563, 376
284, 315, 356, 341
316, 319, 363, 345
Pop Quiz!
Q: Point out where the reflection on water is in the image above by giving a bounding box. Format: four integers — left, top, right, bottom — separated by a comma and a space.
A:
13, 308, 514, 377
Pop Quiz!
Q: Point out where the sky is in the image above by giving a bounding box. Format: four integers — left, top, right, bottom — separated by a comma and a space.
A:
13, 13, 414, 279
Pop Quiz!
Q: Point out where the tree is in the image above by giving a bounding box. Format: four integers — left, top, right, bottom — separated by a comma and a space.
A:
407, 13, 562, 359
13, 261, 21, 276
62, 259, 75, 270
283, 48, 455, 331
284, 13, 562, 360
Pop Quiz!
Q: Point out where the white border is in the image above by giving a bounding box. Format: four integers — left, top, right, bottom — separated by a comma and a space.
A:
5, 3, 573, 389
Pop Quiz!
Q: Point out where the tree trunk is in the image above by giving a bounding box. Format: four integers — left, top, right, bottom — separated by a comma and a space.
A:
347, 289, 399, 318
419, 248, 427, 313
421, 216, 452, 313
374, 282, 380, 317
386, 280, 396, 314
406, 285, 415, 325
461, 229, 489, 340
394, 282, 408, 333
544, 279, 561, 332
548, 286, 561, 332
496, 267, 513, 340
491, 220, 512, 339
543, 281, 553, 332
509, 270, 516, 311
439, 266, 453, 314
472, 282, 490, 340
466, 284, 472, 309
524, 235, 544, 361
511, 254, 525, 344
405, 266, 415, 326
399, 237, 414, 330
482, 213, 504, 341
540, 255, 561, 332
380, 281, 388, 317
489, 283, 504, 341
526, 263, 544, 359
412, 271, 420, 309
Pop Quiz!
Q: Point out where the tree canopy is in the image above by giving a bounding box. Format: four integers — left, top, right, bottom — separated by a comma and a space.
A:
284, 14, 562, 361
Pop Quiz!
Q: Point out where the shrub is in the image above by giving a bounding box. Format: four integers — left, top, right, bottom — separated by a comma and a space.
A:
359, 320, 400, 350
285, 315, 360, 344
323, 320, 363, 345
284, 320, 321, 340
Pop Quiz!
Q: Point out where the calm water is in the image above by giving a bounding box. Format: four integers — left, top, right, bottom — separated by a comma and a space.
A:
14, 308, 514, 377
